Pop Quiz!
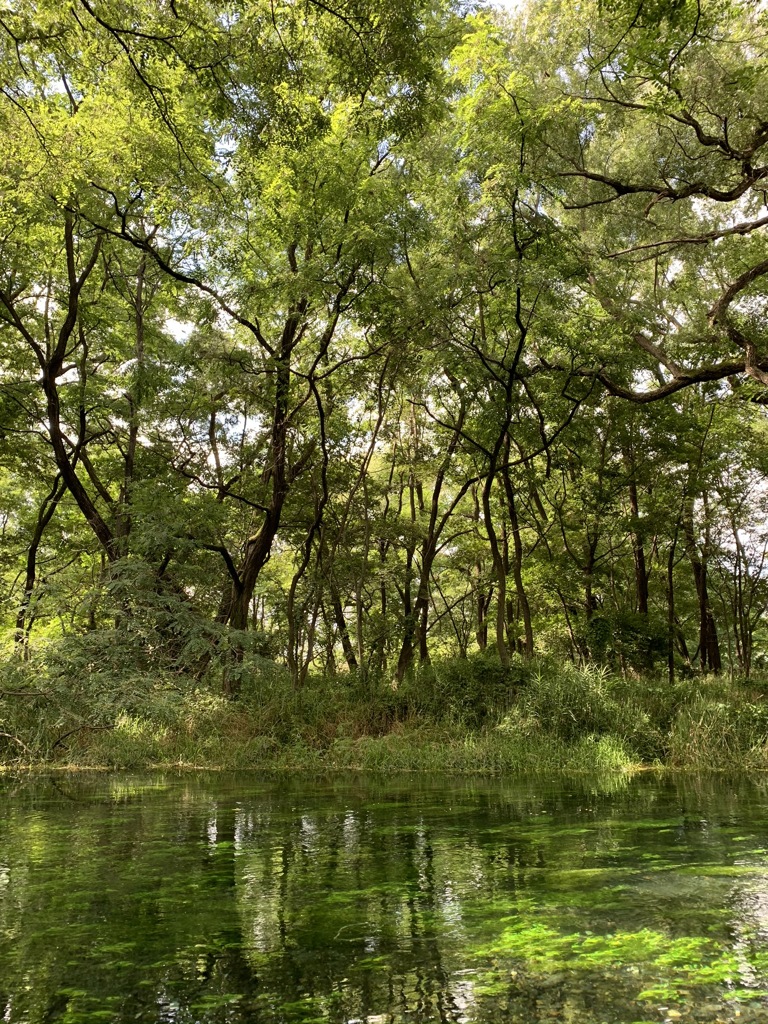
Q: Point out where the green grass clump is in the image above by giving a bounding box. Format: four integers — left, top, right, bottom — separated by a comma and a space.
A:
667, 695, 768, 770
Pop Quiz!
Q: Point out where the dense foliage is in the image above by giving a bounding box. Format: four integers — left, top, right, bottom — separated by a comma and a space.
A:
2, 0, 768, 759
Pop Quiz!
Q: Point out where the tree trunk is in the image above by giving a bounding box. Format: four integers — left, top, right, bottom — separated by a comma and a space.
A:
625, 460, 649, 615
683, 497, 721, 673
583, 535, 598, 621
15, 476, 66, 656
667, 531, 678, 685
501, 443, 533, 657
330, 587, 358, 671
395, 474, 418, 682
482, 473, 509, 669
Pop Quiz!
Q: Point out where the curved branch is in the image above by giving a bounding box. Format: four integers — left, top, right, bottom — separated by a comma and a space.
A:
607, 215, 768, 259
76, 193, 274, 356
192, 540, 243, 591
0, 732, 33, 757
709, 258, 768, 324
597, 358, 764, 402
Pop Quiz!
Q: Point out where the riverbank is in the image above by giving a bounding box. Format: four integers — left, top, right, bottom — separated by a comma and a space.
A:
2, 653, 768, 773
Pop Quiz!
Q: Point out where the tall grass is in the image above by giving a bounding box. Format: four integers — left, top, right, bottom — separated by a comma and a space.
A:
1, 642, 767, 773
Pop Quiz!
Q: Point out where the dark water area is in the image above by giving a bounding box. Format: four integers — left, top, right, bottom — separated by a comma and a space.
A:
2, 773, 768, 1023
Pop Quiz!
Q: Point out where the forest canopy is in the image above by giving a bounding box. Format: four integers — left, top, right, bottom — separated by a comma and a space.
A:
1, 0, 768, 707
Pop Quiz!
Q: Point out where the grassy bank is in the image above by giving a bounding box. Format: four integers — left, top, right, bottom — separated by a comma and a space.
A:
2, 648, 768, 773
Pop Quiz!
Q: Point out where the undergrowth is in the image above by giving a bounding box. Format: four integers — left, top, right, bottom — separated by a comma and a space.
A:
1, 641, 767, 773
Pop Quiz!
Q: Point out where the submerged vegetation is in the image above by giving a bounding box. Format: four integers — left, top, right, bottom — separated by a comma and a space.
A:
4, 771, 768, 1023
2, 0, 768, 770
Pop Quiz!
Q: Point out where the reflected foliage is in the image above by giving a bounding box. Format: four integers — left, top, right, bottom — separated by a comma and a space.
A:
2, 774, 768, 1021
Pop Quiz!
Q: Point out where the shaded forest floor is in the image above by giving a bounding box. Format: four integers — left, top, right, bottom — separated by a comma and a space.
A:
3, 650, 768, 773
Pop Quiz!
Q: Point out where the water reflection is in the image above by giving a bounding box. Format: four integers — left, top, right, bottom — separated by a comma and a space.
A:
2, 773, 768, 1022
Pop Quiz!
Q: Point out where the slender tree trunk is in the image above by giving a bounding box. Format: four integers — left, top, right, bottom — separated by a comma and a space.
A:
403, 394, 467, 671
371, 538, 390, 675
330, 587, 357, 671
43, 371, 118, 560
418, 601, 430, 664
287, 527, 324, 689
625, 456, 649, 615
395, 473, 418, 682
682, 497, 721, 673
320, 603, 337, 676
114, 255, 147, 555
476, 586, 490, 652
584, 536, 598, 621
483, 474, 509, 669
220, 357, 292, 637
501, 441, 533, 656
667, 531, 678, 685
731, 518, 752, 679
472, 488, 490, 651
555, 586, 578, 664
15, 476, 66, 657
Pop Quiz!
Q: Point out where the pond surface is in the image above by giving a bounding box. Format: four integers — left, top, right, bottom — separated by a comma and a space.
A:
2, 773, 768, 1024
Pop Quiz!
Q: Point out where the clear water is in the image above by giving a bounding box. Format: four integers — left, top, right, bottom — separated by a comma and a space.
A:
2, 772, 768, 1023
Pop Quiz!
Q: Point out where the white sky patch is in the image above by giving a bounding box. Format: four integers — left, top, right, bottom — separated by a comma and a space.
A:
490, 0, 526, 10
692, 193, 764, 230
58, 366, 79, 385
165, 318, 194, 342
207, 449, 231, 469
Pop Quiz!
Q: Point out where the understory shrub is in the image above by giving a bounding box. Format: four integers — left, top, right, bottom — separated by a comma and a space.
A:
2, 638, 768, 772
580, 612, 668, 672
668, 697, 768, 770
515, 661, 621, 742
398, 651, 527, 725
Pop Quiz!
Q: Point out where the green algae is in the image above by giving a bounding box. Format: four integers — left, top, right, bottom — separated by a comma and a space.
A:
2, 772, 768, 1022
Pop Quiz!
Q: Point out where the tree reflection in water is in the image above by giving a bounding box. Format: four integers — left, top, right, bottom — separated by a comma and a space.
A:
2, 773, 768, 1023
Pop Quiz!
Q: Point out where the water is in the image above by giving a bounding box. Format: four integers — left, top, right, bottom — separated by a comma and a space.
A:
2, 773, 768, 1023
